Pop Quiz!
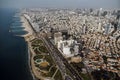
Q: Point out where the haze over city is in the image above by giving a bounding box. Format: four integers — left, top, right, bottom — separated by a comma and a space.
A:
0, 0, 120, 8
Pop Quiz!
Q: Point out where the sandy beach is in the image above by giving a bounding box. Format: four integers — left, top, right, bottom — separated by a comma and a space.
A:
20, 15, 33, 37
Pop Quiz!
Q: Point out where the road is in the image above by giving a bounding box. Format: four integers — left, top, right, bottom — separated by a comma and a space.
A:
42, 36, 83, 80
41, 37, 69, 80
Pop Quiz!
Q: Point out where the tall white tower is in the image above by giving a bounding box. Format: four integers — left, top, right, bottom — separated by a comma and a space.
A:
99, 8, 103, 16
97, 21, 103, 33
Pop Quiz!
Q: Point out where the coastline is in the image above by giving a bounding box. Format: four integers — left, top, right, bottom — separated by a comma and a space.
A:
20, 15, 37, 80
27, 43, 36, 80
0, 8, 36, 80
20, 15, 45, 80
20, 15, 33, 38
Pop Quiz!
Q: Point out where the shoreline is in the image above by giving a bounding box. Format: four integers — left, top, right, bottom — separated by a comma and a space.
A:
20, 15, 33, 37
21, 15, 45, 80
20, 15, 37, 80
27, 43, 36, 80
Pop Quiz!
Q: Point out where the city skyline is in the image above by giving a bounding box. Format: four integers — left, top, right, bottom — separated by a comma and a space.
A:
0, 0, 120, 80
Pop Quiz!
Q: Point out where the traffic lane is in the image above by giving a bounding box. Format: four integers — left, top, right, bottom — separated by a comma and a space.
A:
65, 76, 72, 80
43, 37, 82, 79
45, 38, 82, 80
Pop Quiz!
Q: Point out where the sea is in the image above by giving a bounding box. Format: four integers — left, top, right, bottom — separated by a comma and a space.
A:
0, 8, 33, 80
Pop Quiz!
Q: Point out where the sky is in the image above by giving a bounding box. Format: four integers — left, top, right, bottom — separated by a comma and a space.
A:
0, 0, 120, 8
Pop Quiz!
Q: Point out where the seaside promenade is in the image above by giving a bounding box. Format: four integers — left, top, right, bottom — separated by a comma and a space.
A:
20, 15, 35, 41
20, 15, 49, 80
19, 15, 33, 37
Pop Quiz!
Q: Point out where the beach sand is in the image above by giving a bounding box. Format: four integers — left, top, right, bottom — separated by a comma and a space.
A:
20, 15, 33, 37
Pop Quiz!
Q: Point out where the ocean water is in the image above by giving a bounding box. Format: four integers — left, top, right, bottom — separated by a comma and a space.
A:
0, 8, 33, 80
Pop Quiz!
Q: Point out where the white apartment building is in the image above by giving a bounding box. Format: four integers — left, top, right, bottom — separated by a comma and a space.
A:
57, 39, 79, 58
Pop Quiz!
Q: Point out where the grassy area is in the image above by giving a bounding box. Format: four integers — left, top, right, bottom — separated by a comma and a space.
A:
34, 48, 41, 54
31, 38, 48, 54
31, 44, 39, 47
33, 54, 59, 78
32, 45, 48, 54
32, 39, 43, 44
45, 66, 57, 77
54, 70, 63, 80
33, 55, 43, 60
80, 73, 91, 80
39, 62, 57, 77
45, 55, 54, 65
31, 38, 63, 79
39, 46, 48, 53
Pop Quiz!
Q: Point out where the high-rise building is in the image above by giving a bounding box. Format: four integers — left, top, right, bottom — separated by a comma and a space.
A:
57, 39, 79, 57
104, 23, 111, 34
54, 32, 63, 45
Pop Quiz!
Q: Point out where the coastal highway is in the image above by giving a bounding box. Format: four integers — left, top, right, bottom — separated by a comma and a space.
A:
23, 14, 38, 37
42, 36, 83, 80
41, 37, 71, 80
42, 38, 66, 79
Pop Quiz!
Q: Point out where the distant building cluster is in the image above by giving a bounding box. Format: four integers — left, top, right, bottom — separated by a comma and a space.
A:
22, 8, 120, 36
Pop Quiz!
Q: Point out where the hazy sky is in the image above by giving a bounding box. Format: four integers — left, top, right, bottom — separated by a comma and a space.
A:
0, 0, 120, 8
